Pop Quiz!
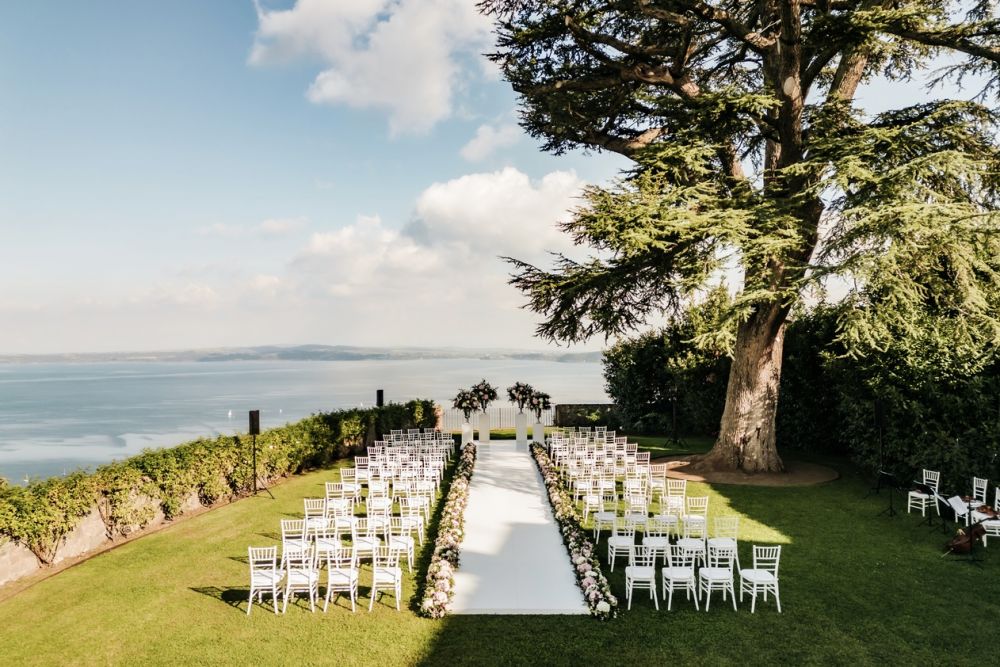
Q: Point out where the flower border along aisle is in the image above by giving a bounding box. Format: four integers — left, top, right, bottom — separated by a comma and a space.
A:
419, 443, 477, 618
530, 443, 618, 620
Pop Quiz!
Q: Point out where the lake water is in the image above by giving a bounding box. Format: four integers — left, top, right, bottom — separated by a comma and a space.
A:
0, 359, 607, 482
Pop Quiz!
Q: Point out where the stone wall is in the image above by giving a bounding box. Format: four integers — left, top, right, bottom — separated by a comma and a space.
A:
0, 490, 205, 589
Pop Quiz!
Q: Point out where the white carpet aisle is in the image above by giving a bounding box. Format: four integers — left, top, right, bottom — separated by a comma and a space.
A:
450, 440, 588, 614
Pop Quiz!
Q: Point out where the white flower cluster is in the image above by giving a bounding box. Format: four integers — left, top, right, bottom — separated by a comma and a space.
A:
531, 444, 618, 620
419, 443, 477, 618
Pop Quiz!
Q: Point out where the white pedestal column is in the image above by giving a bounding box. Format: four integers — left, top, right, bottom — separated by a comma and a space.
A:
532, 421, 545, 444
478, 412, 491, 442
515, 412, 528, 445
461, 421, 472, 446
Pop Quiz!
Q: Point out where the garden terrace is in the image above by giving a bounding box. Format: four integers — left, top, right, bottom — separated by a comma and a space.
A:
0, 435, 997, 665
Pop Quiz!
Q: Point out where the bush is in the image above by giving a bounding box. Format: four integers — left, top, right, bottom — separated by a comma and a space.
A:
603, 330, 730, 436
0, 400, 436, 564
0, 472, 95, 564
604, 298, 1000, 487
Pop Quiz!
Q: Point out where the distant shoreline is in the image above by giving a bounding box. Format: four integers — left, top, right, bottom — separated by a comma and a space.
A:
0, 344, 603, 365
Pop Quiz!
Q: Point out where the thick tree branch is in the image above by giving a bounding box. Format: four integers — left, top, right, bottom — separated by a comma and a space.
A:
581, 126, 669, 157
883, 23, 1000, 64
641, 0, 778, 53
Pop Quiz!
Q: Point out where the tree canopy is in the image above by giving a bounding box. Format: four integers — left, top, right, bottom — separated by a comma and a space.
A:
482, 0, 1000, 471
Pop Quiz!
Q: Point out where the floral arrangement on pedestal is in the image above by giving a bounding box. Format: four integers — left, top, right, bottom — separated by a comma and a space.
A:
506, 382, 535, 412
471, 379, 498, 412
452, 389, 481, 421
528, 390, 552, 421
530, 443, 618, 620
419, 442, 477, 618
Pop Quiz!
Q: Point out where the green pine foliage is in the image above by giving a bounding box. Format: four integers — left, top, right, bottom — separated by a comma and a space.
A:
483, 1, 1000, 467
603, 286, 735, 434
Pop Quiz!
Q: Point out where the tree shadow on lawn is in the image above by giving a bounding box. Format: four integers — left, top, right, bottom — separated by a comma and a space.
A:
190, 586, 250, 613
416, 452, 1000, 665
255, 531, 281, 541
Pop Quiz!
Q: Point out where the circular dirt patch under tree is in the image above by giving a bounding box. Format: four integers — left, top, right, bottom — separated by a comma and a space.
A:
654, 454, 839, 487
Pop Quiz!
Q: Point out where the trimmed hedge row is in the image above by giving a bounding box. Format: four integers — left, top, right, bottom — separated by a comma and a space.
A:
0, 400, 436, 565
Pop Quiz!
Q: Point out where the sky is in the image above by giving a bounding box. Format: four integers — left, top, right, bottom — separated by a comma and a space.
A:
0, 0, 628, 355
0, 1, 984, 355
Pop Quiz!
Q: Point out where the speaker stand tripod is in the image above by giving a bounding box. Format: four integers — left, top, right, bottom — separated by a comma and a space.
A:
251, 432, 274, 500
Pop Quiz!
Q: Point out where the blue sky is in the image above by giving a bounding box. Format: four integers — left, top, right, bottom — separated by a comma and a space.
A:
0, 1, 982, 355
0, 0, 626, 354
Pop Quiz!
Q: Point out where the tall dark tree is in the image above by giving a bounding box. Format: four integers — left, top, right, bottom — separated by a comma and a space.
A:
481, 0, 1000, 472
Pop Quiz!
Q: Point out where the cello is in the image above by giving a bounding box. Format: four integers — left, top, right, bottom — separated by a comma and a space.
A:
945, 523, 987, 555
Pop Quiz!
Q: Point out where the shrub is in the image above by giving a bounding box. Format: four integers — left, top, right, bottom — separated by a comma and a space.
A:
0, 400, 436, 564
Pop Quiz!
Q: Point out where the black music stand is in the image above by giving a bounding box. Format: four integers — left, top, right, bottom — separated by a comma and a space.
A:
875, 470, 900, 517
912, 483, 946, 531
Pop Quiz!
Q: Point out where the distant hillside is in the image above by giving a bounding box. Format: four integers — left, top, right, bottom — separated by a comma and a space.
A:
0, 345, 603, 364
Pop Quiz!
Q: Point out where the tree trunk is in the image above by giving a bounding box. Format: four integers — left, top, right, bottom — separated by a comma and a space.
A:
697, 304, 787, 473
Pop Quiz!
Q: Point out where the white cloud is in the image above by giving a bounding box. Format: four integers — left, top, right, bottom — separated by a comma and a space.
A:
132, 283, 220, 307
196, 223, 243, 238
460, 123, 522, 162
257, 216, 308, 235
196, 217, 308, 238
413, 167, 584, 259
283, 167, 588, 340
250, 0, 493, 135
250, 274, 283, 296
0, 168, 596, 353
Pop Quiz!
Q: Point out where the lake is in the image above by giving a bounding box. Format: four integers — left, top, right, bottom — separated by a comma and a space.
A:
0, 359, 607, 482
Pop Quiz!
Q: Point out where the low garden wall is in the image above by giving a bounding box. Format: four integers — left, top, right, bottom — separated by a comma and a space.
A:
0, 400, 436, 588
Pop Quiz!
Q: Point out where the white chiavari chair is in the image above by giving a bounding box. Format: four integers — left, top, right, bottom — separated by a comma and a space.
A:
247, 546, 283, 615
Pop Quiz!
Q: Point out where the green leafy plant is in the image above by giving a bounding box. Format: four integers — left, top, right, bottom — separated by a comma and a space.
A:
0, 400, 437, 565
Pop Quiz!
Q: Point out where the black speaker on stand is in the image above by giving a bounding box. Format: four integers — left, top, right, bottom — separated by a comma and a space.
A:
249, 410, 274, 499
376, 389, 384, 408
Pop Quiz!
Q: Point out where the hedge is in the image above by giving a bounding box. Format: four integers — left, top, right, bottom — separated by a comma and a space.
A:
0, 400, 437, 565
605, 308, 1000, 488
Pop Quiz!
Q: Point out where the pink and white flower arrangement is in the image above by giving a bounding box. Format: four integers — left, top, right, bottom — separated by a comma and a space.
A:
471, 379, 498, 412
419, 443, 477, 618
452, 390, 481, 421
531, 443, 618, 620
528, 390, 552, 421
506, 382, 535, 413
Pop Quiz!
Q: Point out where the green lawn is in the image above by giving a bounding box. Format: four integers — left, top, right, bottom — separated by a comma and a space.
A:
0, 437, 995, 666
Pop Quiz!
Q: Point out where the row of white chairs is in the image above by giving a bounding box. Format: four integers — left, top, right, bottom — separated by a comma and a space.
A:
549, 427, 783, 613
386, 429, 452, 444
248, 542, 404, 614
606, 513, 729, 568
248, 446, 445, 614
624, 543, 781, 613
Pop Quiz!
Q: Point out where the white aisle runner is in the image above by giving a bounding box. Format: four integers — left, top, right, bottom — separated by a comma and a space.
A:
451, 440, 588, 614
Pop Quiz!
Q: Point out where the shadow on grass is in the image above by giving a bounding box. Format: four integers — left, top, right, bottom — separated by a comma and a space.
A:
190, 586, 249, 613
256, 531, 281, 541
415, 439, 1000, 665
